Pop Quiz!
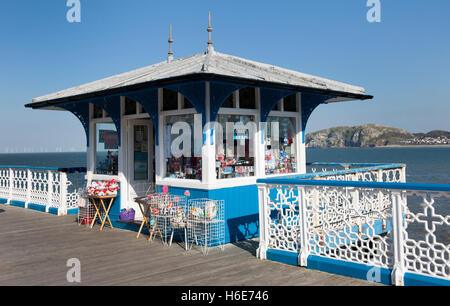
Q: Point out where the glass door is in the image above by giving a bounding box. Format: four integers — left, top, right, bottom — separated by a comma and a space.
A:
127, 119, 154, 219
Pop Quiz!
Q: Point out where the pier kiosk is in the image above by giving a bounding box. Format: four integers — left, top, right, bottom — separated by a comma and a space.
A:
25, 19, 372, 243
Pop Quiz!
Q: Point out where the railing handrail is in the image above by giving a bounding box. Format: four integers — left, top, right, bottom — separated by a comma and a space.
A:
290, 162, 406, 180
307, 162, 405, 168
0, 166, 87, 173
257, 178, 450, 192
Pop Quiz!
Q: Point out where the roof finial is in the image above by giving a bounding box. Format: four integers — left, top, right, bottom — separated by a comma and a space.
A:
167, 24, 174, 62
206, 11, 214, 53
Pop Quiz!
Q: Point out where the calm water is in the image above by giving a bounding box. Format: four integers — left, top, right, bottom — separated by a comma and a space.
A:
0, 147, 448, 184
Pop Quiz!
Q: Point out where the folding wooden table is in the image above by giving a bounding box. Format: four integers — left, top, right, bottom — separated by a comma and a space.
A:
89, 195, 116, 231
134, 197, 163, 241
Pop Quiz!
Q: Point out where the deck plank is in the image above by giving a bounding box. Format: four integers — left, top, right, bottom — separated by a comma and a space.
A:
0, 205, 381, 286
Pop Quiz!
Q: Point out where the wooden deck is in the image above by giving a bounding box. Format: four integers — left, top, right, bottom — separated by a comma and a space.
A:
0, 205, 379, 286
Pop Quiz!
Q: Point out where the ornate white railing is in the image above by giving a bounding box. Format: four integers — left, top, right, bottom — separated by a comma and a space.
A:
257, 163, 450, 286
0, 166, 86, 215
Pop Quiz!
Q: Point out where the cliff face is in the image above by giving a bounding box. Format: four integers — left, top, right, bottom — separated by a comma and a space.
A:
306, 124, 413, 148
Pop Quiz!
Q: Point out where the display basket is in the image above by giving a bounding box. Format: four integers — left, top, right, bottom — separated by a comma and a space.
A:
77, 191, 95, 227
186, 198, 225, 255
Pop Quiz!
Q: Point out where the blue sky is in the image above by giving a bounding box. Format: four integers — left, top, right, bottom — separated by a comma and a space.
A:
0, 0, 449, 152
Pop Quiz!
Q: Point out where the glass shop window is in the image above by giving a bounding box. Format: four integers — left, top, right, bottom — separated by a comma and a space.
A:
93, 104, 104, 119
283, 94, 297, 112
164, 114, 202, 180
215, 114, 256, 179
163, 89, 178, 111
239, 88, 256, 109
265, 116, 296, 175
125, 98, 138, 115
95, 123, 119, 176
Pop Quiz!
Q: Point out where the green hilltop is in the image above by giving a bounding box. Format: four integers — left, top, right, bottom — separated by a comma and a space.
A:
306, 124, 449, 148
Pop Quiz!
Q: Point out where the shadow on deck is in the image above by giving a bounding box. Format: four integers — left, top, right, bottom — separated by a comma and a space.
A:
0, 205, 380, 286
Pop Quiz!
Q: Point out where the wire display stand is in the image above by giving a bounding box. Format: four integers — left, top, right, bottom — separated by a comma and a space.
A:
143, 193, 187, 247
187, 198, 225, 255
77, 192, 95, 227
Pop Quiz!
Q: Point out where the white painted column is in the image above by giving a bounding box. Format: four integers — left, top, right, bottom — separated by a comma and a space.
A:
118, 96, 127, 209
255, 88, 265, 178
297, 93, 307, 174
156, 88, 164, 182
59, 172, 68, 215
202, 82, 216, 186
391, 191, 406, 286
256, 183, 268, 259
86, 104, 95, 184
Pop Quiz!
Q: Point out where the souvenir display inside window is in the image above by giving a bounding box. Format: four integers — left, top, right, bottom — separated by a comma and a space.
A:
164, 114, 202, 180
95, 123, 119, 175
265, 116, 296, 175
215, 114, 255, 179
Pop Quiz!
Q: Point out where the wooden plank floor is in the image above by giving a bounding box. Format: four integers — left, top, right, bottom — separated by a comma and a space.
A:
0, 205, 380, 286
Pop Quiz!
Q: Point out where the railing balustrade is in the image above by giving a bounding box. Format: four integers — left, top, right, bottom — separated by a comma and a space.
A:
257, 163, 449, 286
0, 166, 86, 215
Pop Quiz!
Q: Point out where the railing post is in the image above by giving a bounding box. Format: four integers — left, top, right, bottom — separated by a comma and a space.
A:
46, 170, 53, 213
59, 171, 68, 216
256, 183, 268, 260
391, 190, 405, 286
298, 186, 310, 267
8, 168, 13, 204
25, 169, 31, 208
400, 166, 406, 183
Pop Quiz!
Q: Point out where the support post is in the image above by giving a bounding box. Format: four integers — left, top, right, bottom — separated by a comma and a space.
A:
59, 172, 68, 216
46, 170, 53, 213
298, 186, 310, 266
8, 168, 13, 204
391, 191, 405, 286
256, 183, 268, 260
25, 169, 32, 208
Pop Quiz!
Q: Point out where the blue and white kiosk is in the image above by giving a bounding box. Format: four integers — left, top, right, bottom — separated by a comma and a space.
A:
25, 21, 372, 243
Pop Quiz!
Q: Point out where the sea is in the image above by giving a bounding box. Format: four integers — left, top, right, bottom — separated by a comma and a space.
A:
0, 147, 448, 242
1, 147, 447, 184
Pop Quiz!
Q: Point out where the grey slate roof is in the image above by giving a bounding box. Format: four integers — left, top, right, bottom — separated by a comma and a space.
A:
31, 50, 368, 104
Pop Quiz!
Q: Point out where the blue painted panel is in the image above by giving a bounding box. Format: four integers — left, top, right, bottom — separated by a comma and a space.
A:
48, 207, 59, 215
266, 249, 298, 266
67, 208, 79, 216
10, 201, 26, 208
28, 203, 47, 213
307, 255, 392, 285
156, 184, 260, 244
211, 185, 259, 243
0, 198, 8, 204
404, 272, 450, 286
